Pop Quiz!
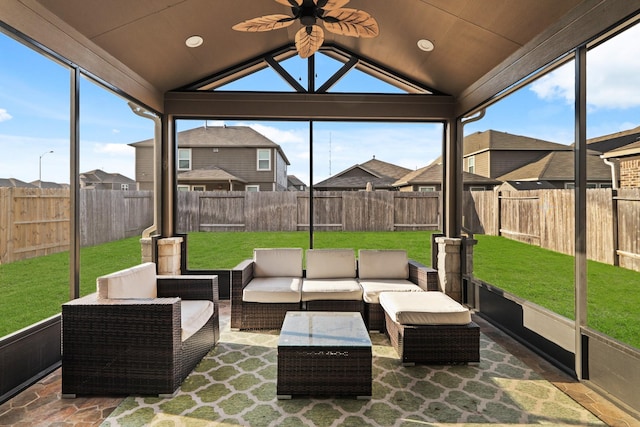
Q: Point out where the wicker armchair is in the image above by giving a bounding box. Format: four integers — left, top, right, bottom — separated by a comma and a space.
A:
62, 263, 219, 397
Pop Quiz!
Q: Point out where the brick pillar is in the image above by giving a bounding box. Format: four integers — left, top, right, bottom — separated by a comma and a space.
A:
156, 237, 183, 275
435, 236, 462, 302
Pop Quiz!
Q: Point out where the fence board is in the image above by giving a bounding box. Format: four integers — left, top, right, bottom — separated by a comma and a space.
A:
617, 188, 640, 271
587, 189, 615, 264
342, 192, 394, 231
198, 191, 245, 232
500, 191, 541, 245
394, 192, 440, 230
245, 192, 297, 231
464, 191, 497, 235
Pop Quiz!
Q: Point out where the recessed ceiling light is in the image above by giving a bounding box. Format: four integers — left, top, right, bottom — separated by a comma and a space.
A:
417, 39, 434, 52
185, 35, 203, 48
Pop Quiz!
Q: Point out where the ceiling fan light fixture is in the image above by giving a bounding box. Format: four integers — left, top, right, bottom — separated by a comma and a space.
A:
417, 39, 434, 52
185, 35, 204, 48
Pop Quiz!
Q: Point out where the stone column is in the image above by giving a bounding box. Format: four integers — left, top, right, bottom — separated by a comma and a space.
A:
435, 236, 462, 302
140, 237, 153, 264
156, 236, 183, 275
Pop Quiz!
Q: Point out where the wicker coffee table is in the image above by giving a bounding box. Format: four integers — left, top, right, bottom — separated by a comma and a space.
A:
277, 311, 372, 399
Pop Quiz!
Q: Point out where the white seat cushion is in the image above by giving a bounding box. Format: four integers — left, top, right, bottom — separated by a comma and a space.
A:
242, 277, 302, 303
301, 279, 362, 301
97, 262, 157, 299
305, 249, 356, 279
379, 291, 471, 325
253, 248, 303, 278
181, 300, 214, 341
358, 249, 409, 279
359, 279, 423, 304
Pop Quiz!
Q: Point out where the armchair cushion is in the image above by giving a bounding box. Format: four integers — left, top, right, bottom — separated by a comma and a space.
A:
181, 300, 214, 341
358, 249, 409, 280
253, 248, 303, 278
306, 249, 356, 279
97, 262, 157, 299
242, 277, 303, 303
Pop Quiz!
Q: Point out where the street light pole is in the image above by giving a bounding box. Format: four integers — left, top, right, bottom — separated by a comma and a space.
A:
39, 150, 54, 186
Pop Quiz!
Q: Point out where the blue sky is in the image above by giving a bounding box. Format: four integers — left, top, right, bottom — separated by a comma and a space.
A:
1, 24, 639, 186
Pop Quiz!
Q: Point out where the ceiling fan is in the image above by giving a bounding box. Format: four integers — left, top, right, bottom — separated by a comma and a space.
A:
232, 0, 379, 58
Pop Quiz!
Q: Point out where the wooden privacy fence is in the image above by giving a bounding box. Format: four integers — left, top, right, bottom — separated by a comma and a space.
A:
177, 191, 441, 233
0, 188, 153, 264
465, 188, 640, 271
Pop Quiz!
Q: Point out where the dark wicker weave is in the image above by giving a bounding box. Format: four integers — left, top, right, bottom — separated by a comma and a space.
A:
277, 346, 372, 398
365, 260, 438, 331
62, 275, 219, 397
231, 259, 302, 330
304, 299, 364, 315
384, 311, 479, 365
277, 312, 372, 399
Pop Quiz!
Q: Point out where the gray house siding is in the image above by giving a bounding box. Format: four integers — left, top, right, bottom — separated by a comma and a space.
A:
135, 146, 154, 190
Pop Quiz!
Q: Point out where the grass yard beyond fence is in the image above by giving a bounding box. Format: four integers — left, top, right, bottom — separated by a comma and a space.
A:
1, 231, 638, 349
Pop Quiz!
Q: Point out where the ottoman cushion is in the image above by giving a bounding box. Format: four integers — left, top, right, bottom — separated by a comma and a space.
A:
379, 291, 471, 325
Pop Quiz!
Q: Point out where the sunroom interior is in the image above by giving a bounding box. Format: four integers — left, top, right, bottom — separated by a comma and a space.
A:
1, 0, 640, 422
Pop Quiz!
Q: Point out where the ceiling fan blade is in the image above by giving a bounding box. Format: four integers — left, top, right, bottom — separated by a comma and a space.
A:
295, 25, 324, 58
322, 9, 379, 38
232, 14, 295, 32
318, 0, 350, 11
274, 0, 302, 7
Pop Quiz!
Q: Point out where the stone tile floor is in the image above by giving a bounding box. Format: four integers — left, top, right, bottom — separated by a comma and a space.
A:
0, 301, 637, 426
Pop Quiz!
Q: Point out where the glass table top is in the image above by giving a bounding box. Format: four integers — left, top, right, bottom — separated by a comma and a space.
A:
278, 311, 371, 347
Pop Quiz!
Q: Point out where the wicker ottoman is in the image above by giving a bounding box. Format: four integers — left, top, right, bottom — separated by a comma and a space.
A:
380, 291, 480, 365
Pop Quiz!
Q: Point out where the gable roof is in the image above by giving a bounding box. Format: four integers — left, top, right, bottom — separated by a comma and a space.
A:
394, 163, 501, 187
601, 140, 640, 159
498, 151, 611, 181
0, 178, 36, 188
314, 158, 411, 189
80, 169, 135, 184
464, 130, 571, 156
129, 125, 291, 165
178, 166, 246, 183
586, 126, 640, 154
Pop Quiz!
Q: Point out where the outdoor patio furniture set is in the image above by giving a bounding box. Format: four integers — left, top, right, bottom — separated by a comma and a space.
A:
61, 262, 220, 397
231, 248, 480, 365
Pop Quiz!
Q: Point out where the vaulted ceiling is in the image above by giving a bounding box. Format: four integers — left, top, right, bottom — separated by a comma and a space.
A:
33, 0, 582, 96
4, 1, 639, 115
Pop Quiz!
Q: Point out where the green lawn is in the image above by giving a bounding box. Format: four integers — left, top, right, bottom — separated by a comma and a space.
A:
1, 231, 638, 349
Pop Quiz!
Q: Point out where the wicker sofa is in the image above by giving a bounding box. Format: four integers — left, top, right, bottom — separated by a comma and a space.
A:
231, 248, 437, 330
62, 262, 219, 397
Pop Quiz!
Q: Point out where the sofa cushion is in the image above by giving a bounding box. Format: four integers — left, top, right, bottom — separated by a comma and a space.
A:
97, 262, 157, 299
379, 291, 471, 325
253, 248, 303, 278
242, 277, 302, 303
181, 300, 214, 341
305, 249, 356, 279
358, 249, 409, 279
359, 279, 423, 304
301, 279, 362, 301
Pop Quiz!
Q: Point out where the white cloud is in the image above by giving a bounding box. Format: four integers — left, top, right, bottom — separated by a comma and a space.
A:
0, 108, 12, 122
93, 142, 134, 155
530, 25, 640, 110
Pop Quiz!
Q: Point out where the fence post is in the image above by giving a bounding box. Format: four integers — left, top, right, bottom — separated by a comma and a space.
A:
496, 191, 502, 236
611, 189, 619, 266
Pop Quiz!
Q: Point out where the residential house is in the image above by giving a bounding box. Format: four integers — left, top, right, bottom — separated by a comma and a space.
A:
602, 140, 640, 188
130, 126, 290, 191
394, 163, 501, 192
585, 125, 640, 154
496, 151, 612, 189
313, 157, 411, 191
464, 129, 613, 189
0, 178, 36, 188
79, 169, 136, 190
463, 130, 573, 179
287, 175, 307, 191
